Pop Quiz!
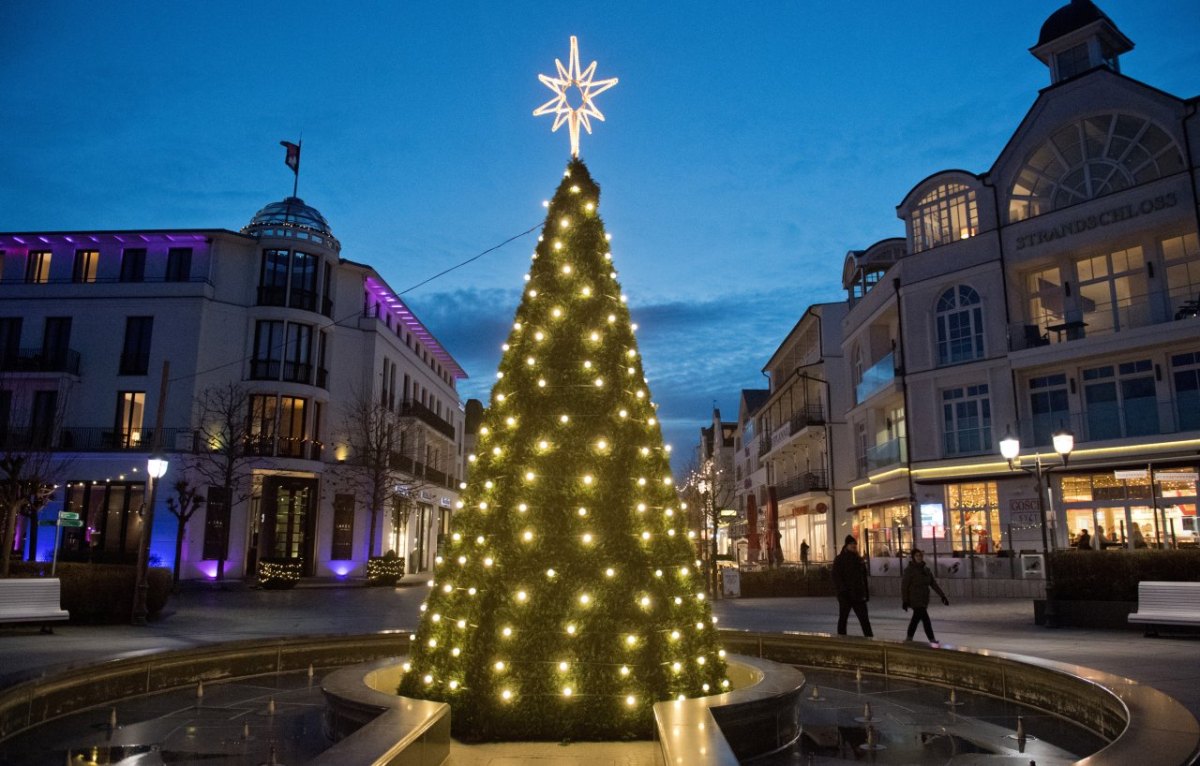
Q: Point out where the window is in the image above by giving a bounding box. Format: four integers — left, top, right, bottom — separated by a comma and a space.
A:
0, 317, 22, 368
165, 247, 192, 282
31, 390, 58, 447
1163, 233, 1200, 319
249, 394, 278, 455
1026, 266, 1064, 340
910, 183, 978, 253
946, 482, 1000, 553
114, 391, 145, 448
252, 320, 284, 379
42, 317, 72, 369
120, 317, 153, 375
258, 249, 289, 306
25, 251, 51, 283
278, 396, 307, 458
935, 286, 984, 365
1076, 246, 1148, 336
1029, 373, 1070, 446
290, 251, 318, 310
282, 323, 312, 383
1056, 42, 1091, 80
316, 332, 329, 388
1009, 114, 1186, 222
120, 249, 146, 282
72, 250, 99, 283
1171, 351, 1200, 432
1083, 360, 1158, 440
942, 384, 991, 456
61, 481, 145, 564
331, 494, 355, 560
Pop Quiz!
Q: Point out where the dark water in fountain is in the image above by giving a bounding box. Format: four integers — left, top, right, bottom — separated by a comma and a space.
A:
755, 668, 1107, 765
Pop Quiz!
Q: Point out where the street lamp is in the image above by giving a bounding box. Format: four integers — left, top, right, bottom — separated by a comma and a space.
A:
132, 454, 169, 626
999, 425, 1073, 627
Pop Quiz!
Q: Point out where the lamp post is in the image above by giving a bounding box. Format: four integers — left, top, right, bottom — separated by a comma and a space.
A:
132, 454, 169, 626
998, 425, 1073, 627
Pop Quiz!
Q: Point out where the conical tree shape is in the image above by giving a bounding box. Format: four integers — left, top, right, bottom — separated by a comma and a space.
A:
399, 158, 727, 741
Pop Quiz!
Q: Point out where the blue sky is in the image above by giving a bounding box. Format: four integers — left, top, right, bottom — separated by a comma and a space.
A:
1, 1, 1197, 472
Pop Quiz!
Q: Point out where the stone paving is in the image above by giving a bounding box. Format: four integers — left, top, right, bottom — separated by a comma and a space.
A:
1, 576, 1197, 764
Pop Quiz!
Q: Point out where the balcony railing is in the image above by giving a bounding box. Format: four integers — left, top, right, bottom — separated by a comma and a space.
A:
1010, 283, 1200, 352
757, 432, 772, 455
943, 426, 993, 457
0, 426, 196, 452
388, 452, 458, 490
791, 405, 825, 432
399, 399, 455, 440
0, 347, 81, 375
244, 435, 323, 461
774, 470, 829, 500
855, 352, 896, 404
1019, 396, 1200, 448
866, 436, 906, 474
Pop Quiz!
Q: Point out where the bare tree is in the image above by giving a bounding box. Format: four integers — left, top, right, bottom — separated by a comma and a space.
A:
182, 382, 258, 581
331, 390, 439, 563
681, 455, 736, 597
165, 479, 205, 586
0, 383, 72, 576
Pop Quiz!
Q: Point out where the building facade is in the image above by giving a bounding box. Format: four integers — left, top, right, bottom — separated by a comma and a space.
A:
0, 196, 467, 580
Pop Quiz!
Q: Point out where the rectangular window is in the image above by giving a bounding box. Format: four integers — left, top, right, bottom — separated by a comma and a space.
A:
120, 248, 146, 282
119, 317, 153, 375
31, 390, 57, 447
289, 251, 318, 311
42, 317, 72, 369
72, 250, 99, 283
1029, 373, 1070, 446
0, 317, 22, 368
331, 494, 355, 560
1164, 233, 1200, 320
249, 394, 278, 455
251, 320, 284, 379
1082, 359, 1158, 440
1172, 351, 1200, 431
114, 391, 145, 448
282, 323, 312, 383
1056, 42, 1091, 80
1026, 266, 1064, 339
258, 249, 289, 306
942, 383, 991, 456
165, 247, 192, 282
25, 251, 51, 284
322, 261, 333, 316
61, 481, 144, 564
278, 396, 307, 458
1076, 246, 1148, 337
946, 482, 1000, 553
202, 486, 231, 560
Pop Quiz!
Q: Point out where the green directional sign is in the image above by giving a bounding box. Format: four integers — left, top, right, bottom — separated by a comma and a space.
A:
59, 519, 84, 528
58, 511, 80, 520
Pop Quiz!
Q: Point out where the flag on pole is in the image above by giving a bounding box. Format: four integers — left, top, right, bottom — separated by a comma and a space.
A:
280, 141, 300, 175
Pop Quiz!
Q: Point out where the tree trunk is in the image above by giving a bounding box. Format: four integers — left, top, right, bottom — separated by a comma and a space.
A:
367, 507, 379, 559
173, 521, 186, 586
0, 502, 19, 577
26, 514, 39, 562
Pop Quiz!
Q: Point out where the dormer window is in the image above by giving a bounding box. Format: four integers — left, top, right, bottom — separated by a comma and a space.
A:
910, 184, 978, 254
1056, 42, 1091, 80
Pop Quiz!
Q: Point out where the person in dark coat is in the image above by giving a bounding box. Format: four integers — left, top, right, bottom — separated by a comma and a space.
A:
831, 535, 873, 637
1075, 529, 1092, 550
800, 539, 810, 567
901, 548, 949, 642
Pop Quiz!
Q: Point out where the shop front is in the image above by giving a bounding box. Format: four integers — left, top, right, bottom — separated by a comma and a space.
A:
1058, 467, 1197, 549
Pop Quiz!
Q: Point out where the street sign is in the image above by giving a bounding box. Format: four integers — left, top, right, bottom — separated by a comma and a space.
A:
59, 519, 84, 528
58, 511, 80, 520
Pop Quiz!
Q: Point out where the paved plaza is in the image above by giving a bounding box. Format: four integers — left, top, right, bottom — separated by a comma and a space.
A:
1, 576, 1197, 759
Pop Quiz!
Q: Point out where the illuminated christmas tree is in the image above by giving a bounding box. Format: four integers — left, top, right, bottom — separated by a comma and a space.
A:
397, 158, 728, 740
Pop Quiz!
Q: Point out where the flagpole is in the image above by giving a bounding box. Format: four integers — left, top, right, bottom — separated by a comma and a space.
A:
292, 138, 301, 199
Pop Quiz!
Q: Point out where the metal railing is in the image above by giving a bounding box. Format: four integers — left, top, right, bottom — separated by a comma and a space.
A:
387, 452, 458, 489
942, 426, 993, 457
773, 470, 829, 500
399, 399, 455, 440
0, 347, 81, 375
0, 426, 195, 452
866, 436, 906, 474
1009, 284, 1200, 352
855, 352, 896, 404
1019, 396, 1200, 447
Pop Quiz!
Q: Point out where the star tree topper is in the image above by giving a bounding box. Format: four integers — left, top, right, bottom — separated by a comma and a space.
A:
534, 36, 618, 158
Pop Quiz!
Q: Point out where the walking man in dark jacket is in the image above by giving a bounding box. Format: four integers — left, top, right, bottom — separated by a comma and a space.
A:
831, 535, 873, 637
901, 548, 949, 642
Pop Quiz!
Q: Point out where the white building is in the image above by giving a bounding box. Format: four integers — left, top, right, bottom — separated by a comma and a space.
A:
0, 196, 466, 580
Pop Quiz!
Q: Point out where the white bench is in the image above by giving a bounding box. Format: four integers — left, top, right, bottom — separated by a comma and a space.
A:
1127, 581, 1200, 636
0, 578, 70, 633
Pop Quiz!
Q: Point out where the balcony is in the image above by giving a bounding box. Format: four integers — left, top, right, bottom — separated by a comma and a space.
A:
400, 399, 455, 440
774, 470, 829, 501
855, 352, 896, 404
1, 426, 195, 452
244, 436, 323, 461
0, 347, 81, 375
865, 436, 906, 474
388, 452, 458, 490
1009, 285, 1195, 352
942, 426, 993, 457
1018, 396, 1200, 448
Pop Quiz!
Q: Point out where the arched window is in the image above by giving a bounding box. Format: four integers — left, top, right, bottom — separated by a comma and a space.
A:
1008, 113, 1185, 222
936, 286, 984, 365
910, 184, 978, 253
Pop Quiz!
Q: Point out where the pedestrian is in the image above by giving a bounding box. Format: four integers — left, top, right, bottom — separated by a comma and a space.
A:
771, 528, 783, 568
1132, 524, 1147, 548
831, 535, 873, 637
901, 548, 949, 643
1075, 529, 1092, 550
800, 539, 810, 567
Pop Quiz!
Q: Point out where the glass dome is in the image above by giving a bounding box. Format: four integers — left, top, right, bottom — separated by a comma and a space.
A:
246, 197, 332, 235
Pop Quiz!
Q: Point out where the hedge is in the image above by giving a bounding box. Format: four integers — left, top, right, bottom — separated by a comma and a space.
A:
1049, 549, 1200, 601
737, 565, 836, 598
6, 562, 173, 623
